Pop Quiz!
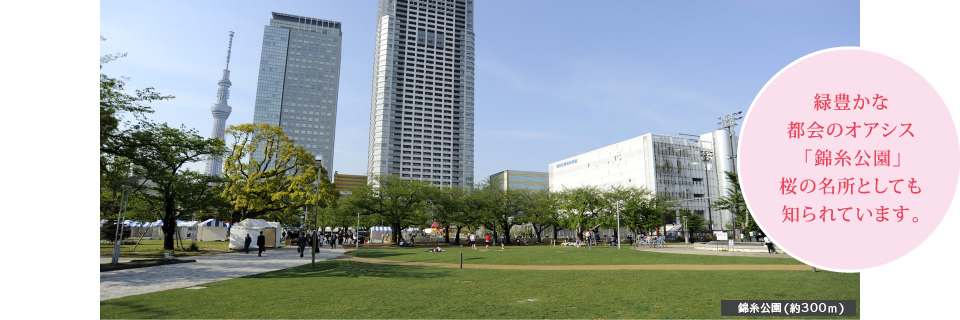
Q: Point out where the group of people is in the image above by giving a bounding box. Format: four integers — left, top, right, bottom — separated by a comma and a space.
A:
467, 233, 493, 251
242, 232, 267, 257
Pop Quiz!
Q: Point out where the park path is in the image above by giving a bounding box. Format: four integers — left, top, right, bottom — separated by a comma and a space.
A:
100, 247, 344, 301
336, 255, 811, 271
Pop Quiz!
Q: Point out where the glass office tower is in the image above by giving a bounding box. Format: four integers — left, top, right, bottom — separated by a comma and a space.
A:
252, 12, 342, 179
368, 0, 476, 187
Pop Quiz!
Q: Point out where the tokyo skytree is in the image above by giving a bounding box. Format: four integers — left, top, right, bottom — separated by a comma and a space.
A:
204, 31, 234, 177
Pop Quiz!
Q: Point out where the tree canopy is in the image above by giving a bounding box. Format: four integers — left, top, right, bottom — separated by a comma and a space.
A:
220, 123, 336, 223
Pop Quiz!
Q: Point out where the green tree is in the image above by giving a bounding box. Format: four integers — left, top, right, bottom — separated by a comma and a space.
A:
348, 175, 429, 243
220, 123, 335, 223
100, 51, 171, 221
473, 180, 523, 244
121, 123, 225, 250
425, 186, 467, 243
605, 186, 653, 242
712, 171, 757, 240
556, 186, 609, 241
513, 189, 559, 243
679, 209, 706, 242
100, 49, 228, 250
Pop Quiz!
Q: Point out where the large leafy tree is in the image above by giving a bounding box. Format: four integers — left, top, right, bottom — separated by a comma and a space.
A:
100, 52, 171, 219
474, 180, 523, 244
513, 189, 559, 243
220, 123, 335, 223
348, 174, 429, 243
121, 124, 225, 249
556, 186, 609, 241
604, 185, 653, 241
101, 53, 226, 250
425, 186, 467, 244
712, 171, 757, 240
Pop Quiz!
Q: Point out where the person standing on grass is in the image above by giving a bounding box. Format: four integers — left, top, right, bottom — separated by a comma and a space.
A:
469, 233, 477, 250
500, 234, 506, 250
256, 231, 266, 257
244, 233, 252, 254
484, 234, 491, 251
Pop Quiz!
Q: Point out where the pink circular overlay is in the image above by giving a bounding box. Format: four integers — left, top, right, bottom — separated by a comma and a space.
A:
739, 48, 959, 271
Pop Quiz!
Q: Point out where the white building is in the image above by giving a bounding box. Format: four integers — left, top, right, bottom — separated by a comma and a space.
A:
367, 0, 476, 187
549, 131, 737, 231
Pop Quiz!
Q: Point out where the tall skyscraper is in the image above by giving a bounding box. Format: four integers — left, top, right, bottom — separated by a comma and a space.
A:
252, 12, 342, 179
368, 0, 476, 187
205, 31, 235, 177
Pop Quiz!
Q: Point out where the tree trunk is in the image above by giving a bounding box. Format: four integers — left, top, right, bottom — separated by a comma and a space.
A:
392, 222, 402, 244
162, 197, 177, 250
443, 221, 450, 243
500, 222, 510, 244
454, 226, 461, 245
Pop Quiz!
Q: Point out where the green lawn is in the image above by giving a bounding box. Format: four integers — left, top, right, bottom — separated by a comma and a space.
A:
99, 239, 232, 257
348, 245, 806, 265
100, 260, 859, 319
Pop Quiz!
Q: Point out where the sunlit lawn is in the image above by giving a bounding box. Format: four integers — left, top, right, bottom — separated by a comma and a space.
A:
348, 245, 806, 265
100, 260, 859, 319
99, 239, 232, 257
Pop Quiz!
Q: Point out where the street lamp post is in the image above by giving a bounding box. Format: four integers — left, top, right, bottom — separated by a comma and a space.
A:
312, 155, 324, 268
111, 185, 133, 265
699, 150, 715, 231
616, 201, 621, 250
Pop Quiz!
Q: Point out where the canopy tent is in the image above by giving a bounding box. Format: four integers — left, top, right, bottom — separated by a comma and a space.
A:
370, 226, 394, 243
197, 219, 231, 241
129, 221, 161, 239
228, 219, 280, 249
267, 221, 286, 243
155, 220, 199, 240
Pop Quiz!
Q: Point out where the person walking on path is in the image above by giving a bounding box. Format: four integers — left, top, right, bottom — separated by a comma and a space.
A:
330, 233, 337, 249
244, 233, 252, 254
500, 234, 506, 250
256, 231, 266, 257
298, 231, 307, 258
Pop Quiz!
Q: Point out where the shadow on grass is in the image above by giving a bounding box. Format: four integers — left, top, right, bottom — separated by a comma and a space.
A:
346, 249, 419, 259
248, 260, 451, 280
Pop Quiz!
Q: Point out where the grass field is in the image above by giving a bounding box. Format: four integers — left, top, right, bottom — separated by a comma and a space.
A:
347, 245, 805, 265
99, 239, 232, 257
100, 260, 859, 319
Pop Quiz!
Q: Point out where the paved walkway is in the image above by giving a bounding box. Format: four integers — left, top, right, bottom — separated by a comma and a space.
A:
100, 247, 344, 301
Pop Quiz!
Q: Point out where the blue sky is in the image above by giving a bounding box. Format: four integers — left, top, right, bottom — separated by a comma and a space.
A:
99, 0, 859, 180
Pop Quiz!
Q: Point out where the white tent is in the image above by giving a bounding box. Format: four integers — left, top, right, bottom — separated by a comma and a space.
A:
267, 221, 286, 244
197, 219, 230, 241
229, 219, 280, 249
156, 220, 199, 240
129, 221, 162, 240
